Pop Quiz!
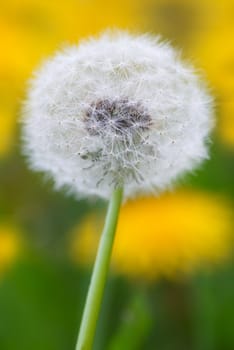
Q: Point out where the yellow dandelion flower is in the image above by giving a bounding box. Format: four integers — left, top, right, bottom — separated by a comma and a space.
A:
0, 0, 142, 156
0, 225, 21, 276
71, 190, 233, 281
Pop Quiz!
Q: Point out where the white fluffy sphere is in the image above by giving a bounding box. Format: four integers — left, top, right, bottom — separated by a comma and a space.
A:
22, 31, 214, 200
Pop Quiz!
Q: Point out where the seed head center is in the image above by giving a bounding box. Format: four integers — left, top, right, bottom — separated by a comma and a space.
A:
84, 98, 151, 136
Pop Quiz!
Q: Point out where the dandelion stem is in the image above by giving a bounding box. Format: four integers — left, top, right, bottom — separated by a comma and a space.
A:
75, 187, 123, 350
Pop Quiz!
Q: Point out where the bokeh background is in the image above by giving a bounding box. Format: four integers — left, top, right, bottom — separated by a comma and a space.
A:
1, 1, 234, 349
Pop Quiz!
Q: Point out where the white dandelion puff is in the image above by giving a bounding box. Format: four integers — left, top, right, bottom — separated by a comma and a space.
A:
21, 31, 214, 200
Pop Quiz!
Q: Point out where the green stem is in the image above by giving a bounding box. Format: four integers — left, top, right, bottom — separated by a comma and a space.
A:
76, 187, 123, 350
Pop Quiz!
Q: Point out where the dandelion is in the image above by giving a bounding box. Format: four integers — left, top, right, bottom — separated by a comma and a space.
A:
71, 190, 233, 281
21, 31, 214, 350
22, 31, 213, 200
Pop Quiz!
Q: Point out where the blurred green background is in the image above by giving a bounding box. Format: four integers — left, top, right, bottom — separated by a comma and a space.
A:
1, 1, 234, 349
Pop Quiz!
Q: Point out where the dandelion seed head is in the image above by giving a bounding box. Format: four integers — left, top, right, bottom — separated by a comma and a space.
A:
22, 31, 214, 199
